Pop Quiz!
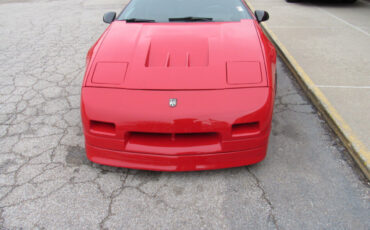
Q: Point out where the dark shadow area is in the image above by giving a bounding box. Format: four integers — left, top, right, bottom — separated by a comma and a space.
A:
287, 0, 369, 8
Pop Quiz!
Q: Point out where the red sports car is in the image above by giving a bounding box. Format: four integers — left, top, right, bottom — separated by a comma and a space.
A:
81, 0, 276, 171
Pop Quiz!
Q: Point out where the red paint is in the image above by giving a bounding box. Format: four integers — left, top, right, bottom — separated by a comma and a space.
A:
81, 19, 276, 171
92, 62, 128, 84
227, 61, 262, 84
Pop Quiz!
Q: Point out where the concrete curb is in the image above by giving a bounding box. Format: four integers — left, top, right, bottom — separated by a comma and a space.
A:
244, 1, 370, 180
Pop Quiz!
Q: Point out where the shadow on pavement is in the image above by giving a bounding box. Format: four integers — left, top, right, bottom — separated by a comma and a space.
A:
287, 0, 368, 8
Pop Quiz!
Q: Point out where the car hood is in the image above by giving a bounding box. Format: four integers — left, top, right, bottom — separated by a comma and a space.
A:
85, 20, 267, 90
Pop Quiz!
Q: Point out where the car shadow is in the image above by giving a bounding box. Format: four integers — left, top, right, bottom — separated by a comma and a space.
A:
289, 0, 368, 8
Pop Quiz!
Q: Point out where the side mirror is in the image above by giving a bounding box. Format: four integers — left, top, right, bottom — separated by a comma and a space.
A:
103, 12, 116, 24
255, 10, 269, 23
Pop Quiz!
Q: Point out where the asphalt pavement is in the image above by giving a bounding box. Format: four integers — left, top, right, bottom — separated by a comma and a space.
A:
0, 0, 369, 229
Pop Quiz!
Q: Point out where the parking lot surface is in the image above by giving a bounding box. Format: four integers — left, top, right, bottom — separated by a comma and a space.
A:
248, 0, 370, 152
0, 0, 369, 229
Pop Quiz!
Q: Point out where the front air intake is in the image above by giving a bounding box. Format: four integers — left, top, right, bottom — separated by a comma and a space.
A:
232, 122, 260, 137
90, 120, 116, 136
125, 132, 221, 155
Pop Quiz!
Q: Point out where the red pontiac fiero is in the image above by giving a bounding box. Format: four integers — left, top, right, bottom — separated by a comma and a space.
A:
81, 0, 276, 171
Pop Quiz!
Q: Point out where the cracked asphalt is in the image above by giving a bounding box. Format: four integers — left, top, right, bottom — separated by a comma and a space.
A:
0, 0, 369, 229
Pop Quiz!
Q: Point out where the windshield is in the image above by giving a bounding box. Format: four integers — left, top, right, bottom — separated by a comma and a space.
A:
118, 0, 252, 22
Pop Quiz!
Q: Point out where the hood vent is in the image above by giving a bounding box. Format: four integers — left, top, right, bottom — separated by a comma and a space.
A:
145, 36, 209, 67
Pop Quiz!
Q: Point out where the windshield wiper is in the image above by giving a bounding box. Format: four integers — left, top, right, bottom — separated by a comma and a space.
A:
169, 16, 213, 22
124, 18, 156, 23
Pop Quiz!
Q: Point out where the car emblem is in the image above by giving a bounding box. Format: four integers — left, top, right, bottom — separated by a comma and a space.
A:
169, 98, 177, 107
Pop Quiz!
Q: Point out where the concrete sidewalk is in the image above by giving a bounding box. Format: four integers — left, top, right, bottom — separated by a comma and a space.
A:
247, 0, 370, 160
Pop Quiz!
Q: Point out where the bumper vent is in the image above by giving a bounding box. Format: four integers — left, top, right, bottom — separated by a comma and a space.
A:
232, 122, 260, 138
126, 132, 221, 155
90, 120, 116, 136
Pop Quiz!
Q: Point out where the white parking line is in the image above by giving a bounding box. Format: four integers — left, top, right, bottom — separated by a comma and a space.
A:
318, 8, 370, 37
317, 85, 370, 89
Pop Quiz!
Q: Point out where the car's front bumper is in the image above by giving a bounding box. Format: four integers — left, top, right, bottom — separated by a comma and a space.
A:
86, 143, 268, 171
81, 87, 274, 171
